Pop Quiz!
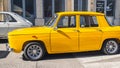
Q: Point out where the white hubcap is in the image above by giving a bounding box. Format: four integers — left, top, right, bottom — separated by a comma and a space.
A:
106, 40, 118, 54
27, 45, 42, 60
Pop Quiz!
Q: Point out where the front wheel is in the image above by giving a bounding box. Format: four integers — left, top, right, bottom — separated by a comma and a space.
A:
23, 42, 45, 61
102, 40, 119, 55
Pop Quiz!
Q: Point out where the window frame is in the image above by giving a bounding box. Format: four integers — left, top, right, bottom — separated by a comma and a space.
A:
80, 15, 99, 28
5, 14, 17, 22
57, 15, 76, 28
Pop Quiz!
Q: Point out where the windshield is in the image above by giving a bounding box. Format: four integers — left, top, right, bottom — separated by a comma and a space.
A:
45, 14, 57, 26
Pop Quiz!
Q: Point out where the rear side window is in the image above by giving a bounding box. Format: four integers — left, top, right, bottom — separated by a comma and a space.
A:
6, 14, 17, 22
0, 13, 17, 22
80, 15, 98, 27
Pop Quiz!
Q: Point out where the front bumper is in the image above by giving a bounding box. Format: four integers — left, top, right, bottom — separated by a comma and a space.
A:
6, 43, 14, 51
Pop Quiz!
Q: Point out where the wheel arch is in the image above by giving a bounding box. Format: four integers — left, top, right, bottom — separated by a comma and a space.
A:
101, 38, 120, 50
22, 40, 47, 53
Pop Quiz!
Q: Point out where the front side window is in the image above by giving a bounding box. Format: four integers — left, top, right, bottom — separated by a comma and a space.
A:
80, 16, 98, 27
57, 16, 76, 28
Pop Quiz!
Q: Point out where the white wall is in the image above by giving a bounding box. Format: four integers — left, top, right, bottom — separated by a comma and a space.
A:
114, 0, 120, 25
35, 0, 44, 26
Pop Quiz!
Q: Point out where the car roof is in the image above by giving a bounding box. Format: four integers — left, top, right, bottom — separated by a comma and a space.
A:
0, 12, 16, 14
56, 11, 104, 16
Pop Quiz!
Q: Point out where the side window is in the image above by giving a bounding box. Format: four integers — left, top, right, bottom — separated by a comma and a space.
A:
57, 16, 76, 28
80, 16, 98, 27
0, 14, 7, 22
6, 14, 17, 22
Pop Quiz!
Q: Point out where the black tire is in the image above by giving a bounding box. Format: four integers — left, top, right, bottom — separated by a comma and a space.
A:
23, 42, 45, 61
102, 40, 119, 55
22, 54, 29, 60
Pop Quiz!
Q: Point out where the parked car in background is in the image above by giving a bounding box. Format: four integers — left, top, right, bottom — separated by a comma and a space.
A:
0, 12, 33, 39
8, 11, 120, 61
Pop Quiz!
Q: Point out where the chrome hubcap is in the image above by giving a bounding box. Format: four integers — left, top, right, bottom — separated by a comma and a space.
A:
27, 45, 42, 60
106, 40, 118, 54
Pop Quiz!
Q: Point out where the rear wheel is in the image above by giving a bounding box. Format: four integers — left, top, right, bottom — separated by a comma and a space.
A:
102, 40, 119, 55
23, 42, 45, 61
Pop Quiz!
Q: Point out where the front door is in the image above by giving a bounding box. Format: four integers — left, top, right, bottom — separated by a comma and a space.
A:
79, 15, 102, 51
51, 15, 79, 52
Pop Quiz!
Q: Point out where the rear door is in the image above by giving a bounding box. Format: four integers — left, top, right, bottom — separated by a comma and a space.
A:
79, 15, 103, 51
5, 14, 20, 32
0, 13, 8, 37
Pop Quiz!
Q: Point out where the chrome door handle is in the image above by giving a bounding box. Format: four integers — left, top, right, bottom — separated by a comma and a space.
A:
97, 29, 102, 32
74, 30, 80, 32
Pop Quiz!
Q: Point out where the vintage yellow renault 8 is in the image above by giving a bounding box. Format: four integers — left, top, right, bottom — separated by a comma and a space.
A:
8, 11, 120, 60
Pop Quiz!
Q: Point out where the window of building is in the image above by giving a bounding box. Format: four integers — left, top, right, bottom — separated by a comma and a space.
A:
96, 0, 115, 16
96, 0, 105, 13
55, 0, 65, 12
74, 0, 88, 11
80, 16, 98, 27
12, 0, 23, 16
57, 16, 76, 28
106, 0, 115, 16
11, 0, 36, 23
44, 0, 52, 17
44, 0, 65, 22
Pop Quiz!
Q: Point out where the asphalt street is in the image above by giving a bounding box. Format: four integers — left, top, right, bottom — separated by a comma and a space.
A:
0, 44, 120, 68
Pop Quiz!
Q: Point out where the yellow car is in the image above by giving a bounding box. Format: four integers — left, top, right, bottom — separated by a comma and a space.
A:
8, 12, 120, 60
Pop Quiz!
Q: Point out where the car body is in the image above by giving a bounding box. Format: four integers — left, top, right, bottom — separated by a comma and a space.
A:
0, 12, 33, 39
8, 11, 120, 60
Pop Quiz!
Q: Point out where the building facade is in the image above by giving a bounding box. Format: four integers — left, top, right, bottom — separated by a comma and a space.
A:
89, 0, 120, 25
0, 0, 120, 26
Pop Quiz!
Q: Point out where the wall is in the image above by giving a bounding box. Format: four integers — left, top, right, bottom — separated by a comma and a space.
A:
35, 0, 44, 26
114, 0, 120, 25
65, 0, 74, 11
0, 0, 3, 11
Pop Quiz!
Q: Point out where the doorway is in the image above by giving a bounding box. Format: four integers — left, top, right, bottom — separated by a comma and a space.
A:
74, 0, 88, 11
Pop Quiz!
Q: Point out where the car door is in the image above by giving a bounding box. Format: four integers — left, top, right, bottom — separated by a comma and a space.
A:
0, 13, 8, 37
79, 15, 103, 51
5, 14, 21, 32
51, 15, 79, 52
